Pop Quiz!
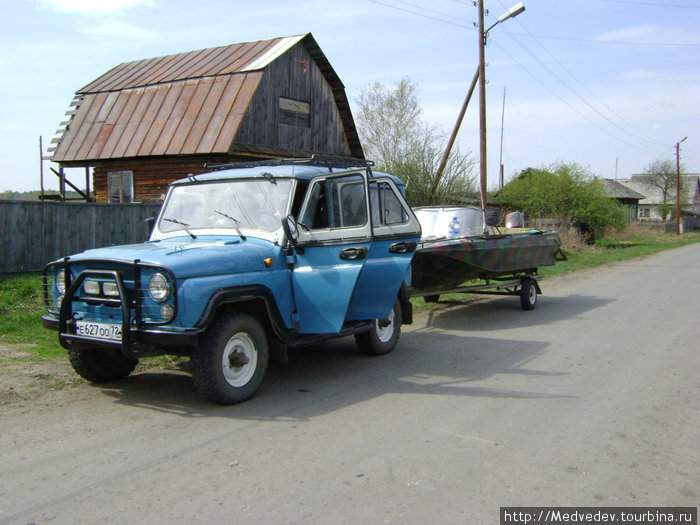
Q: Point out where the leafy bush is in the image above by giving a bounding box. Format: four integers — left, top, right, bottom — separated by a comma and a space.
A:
494, 162, 627, 238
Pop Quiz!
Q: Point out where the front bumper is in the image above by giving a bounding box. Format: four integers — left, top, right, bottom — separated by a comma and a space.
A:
42, 315, 199, 357
43, 260, 199, 359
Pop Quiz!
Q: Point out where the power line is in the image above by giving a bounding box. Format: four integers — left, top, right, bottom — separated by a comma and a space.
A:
368, 0, 473, 29
600, 0, 700, 8
490, 4, 669, 152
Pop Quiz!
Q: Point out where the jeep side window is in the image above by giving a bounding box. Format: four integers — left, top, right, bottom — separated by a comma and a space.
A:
370, 181, 408, 227
302, 174, 367, 230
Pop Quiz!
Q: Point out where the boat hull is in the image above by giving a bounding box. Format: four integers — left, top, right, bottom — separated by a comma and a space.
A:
411, 231, 564, 293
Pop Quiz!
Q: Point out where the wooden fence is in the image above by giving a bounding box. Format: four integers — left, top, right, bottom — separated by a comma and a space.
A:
0, 201, 162, 274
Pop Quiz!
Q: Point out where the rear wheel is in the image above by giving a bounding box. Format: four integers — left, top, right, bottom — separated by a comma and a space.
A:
355, 299, 402, 356
192, 313, 269, 405
519, 279, 538, 310
423, 294, 440, 303
68, 346, 138, 383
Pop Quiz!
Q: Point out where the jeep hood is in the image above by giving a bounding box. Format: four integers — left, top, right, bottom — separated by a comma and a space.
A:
65, 236, 277, 278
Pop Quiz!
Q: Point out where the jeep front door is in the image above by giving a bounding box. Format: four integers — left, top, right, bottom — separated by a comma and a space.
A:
291, 171, 372, 334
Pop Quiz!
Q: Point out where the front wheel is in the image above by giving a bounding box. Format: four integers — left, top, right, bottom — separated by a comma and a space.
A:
355, 299, 402, 356
192, 313, 269, 405
67, 346, 138, 383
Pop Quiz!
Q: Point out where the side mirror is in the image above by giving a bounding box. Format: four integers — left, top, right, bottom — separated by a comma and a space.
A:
485, 209, 500, 227
144, 217, 156, 238
282, 215, 303, 253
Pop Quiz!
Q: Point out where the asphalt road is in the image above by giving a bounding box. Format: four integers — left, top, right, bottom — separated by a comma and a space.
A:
1, 244, 698, 524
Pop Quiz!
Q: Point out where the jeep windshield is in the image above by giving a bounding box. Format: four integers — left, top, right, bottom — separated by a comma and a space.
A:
155, 179, 293, 238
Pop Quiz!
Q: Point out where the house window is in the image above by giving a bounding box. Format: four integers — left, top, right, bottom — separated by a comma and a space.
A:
108, 171, 133, 203
639, 207, 650, 218
279, 97, 310, 127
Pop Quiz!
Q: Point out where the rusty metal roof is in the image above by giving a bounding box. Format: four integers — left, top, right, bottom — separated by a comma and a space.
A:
49, 34, 361, 162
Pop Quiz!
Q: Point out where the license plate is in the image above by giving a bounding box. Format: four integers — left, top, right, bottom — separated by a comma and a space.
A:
75, 321, 122, 341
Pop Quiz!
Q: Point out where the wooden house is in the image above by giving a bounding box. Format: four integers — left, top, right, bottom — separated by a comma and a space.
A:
48, 33, 363, 203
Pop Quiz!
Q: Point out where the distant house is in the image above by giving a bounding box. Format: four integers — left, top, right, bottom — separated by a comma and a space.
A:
601, 179, 645, 221
614, 175, 700, 221
48, 33, 363, 203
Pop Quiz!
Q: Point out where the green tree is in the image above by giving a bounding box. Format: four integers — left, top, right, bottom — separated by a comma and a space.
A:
495, 162, 627, 236
354, 78, 477, 206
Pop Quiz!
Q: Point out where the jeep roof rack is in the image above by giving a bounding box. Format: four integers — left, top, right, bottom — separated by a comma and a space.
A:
204, 154, 374, 173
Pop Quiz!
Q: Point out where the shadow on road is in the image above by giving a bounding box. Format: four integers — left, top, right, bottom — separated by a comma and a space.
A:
96, 322, 571, 419
423, 293, 612, 332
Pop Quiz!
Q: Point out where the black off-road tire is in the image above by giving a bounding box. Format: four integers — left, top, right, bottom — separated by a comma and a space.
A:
355, 299, 402, 356
192, 313, 269, 405
67, 346, 138, 383
519, 279, 538, 310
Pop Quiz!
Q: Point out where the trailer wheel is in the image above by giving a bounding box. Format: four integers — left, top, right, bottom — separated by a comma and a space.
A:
519, 279, 537, 310
355, 299, 402, 356
67, 346, 138, 383
192, 313, 269, 405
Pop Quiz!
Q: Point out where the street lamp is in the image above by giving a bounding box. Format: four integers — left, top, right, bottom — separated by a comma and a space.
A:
676, 136, 687, 235
478, 1, 525, 208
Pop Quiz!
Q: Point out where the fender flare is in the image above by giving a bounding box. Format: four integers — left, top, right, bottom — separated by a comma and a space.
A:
195, 285, 296, 342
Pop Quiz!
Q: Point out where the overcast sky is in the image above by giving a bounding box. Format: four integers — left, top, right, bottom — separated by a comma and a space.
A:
1, 0, 698, 192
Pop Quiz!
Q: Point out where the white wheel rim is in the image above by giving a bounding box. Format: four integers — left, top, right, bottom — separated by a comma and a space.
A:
376, 309, 396, 343
528, 285, 536, 304
221, 333, 257, 387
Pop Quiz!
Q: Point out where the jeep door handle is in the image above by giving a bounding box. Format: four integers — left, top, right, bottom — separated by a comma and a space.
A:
389, 241, 417, 254
339, 247, 368, 261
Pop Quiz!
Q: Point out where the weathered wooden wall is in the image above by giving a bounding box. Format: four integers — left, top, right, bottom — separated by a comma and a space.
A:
236, 41, 351, 156
0, 201, 162, 273
91, 155, 228, 203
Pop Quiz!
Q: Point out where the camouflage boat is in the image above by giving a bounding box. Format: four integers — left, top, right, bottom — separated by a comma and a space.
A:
411, 206, 565, 298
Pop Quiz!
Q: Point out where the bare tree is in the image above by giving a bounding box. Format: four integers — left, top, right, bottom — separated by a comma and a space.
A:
354, 78, 476, 206
637, 159, 686, 204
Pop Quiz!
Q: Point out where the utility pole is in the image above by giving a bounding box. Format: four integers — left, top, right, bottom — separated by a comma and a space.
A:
433, 68, 480, 200
499, 87, 506, 189
477, 0, 488, 209
676, 136, 687, 235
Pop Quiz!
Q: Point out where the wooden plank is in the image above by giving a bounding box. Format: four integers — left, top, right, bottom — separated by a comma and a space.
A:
197, 75, 245, 153
79, 61, 131, 93
110, 87, 156, 158
98, 90, 142, 159
139, 52, 187, 87
175, 46, 230, 81
165, 80, 212, 155
52, 94, 96, 161
214, 73, 262, 152
137, 83, 180, 156
123, 85, 168, 158
165, 48, 212, 83
225, 40, 271, 73
182, 77, 227, 154
201, 43, 246, 76
63, 92, 109, 161
89, 91, 130, 159
151, 81, 197, 155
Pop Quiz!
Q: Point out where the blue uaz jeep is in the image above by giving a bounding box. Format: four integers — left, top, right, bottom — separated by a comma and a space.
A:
42, 158, 421, 404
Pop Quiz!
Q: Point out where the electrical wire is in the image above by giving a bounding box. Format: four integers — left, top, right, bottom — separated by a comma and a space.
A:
489, 2, 670, 153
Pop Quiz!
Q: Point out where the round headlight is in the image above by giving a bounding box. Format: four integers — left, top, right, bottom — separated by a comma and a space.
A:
56, 271, 66, 293
160, 304, 175, 321
148, 273, 170, 302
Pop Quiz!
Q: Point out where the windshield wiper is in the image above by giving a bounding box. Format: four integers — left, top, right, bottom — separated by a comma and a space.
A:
214, 210, 246, 240
163, 218, 196, 239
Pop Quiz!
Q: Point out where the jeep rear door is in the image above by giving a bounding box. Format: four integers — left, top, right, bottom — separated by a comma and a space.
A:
346, 178, 421, 321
